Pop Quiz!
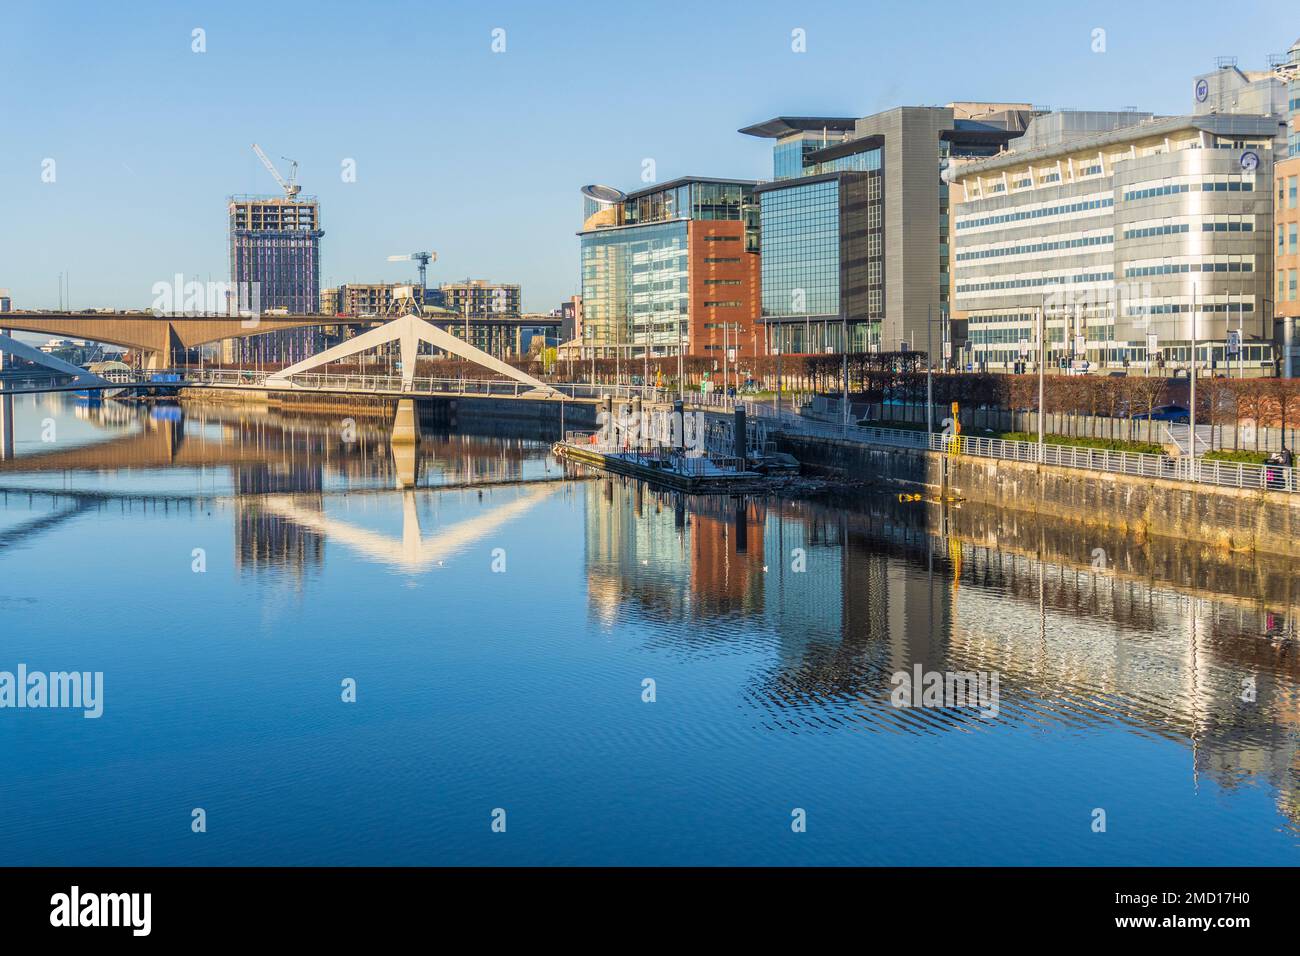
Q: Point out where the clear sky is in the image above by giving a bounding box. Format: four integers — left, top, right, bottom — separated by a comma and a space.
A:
0, 0, 1293, 313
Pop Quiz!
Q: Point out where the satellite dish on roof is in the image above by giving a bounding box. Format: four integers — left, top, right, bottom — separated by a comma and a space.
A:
580, 184, 626, 205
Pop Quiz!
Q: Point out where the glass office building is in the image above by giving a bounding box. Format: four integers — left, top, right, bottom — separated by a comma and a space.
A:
581, 220, 690, 355
756, 157, 884, 353
743, 108, 1033, 356
579, 178, 760, 359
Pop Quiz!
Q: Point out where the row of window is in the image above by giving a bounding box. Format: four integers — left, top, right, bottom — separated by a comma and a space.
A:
956, 197, 1114, 231
1124, 223, 1188, 239
1124, 261, 1254, 278
956, 233, 1112, 262
956, 271, 1114, 294
1122, 180, 1253, 201
1124, 302, 1255, 316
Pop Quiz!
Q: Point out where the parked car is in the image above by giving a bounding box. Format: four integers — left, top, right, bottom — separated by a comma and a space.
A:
1131, 404, 1190, 423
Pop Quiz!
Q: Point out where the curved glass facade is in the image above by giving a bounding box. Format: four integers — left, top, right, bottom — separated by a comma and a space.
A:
581, 221, 689, 354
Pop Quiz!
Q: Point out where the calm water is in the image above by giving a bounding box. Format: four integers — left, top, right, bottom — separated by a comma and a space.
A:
1, 392, 1298, 866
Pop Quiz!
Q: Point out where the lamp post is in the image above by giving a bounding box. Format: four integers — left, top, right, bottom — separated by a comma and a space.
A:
1037, 305, 1045, 463
722, 320, 729, 403
841, 312, 849, 438
926, 303, 934, 437
677, 321, 684, 403
1190, 284, 1198, 468
775, 343, 783, 418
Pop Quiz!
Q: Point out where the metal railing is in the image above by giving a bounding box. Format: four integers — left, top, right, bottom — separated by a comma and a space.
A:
190, 369, 808, 414
767, 414, 1296, 493
927, 430, 1296, 493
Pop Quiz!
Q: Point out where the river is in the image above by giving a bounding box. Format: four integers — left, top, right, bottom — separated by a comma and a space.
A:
0, 392, 1297, 865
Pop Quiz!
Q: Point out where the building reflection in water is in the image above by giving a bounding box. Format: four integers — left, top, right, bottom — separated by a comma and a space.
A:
583, 477, 1300, 835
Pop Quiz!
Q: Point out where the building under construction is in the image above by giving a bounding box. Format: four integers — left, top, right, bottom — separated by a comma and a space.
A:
225, 195, 325, 364
439, 279, 521, 320
321, 282, 443, 318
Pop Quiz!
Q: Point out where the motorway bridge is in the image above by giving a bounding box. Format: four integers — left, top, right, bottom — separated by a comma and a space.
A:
0, 309, 560, 370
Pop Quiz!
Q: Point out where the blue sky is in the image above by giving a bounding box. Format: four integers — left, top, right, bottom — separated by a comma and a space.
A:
0, 0, 1293, 313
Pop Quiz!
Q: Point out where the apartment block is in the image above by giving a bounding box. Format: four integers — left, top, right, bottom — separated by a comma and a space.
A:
320, 282, 441, 317
439, 279, 521, 319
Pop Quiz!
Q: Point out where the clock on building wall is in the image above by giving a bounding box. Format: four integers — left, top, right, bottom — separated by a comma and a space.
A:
1240, 150, 1260, 172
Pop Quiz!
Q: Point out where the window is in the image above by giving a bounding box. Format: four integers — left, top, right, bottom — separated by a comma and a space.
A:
1291, 176, 1298, 209
1292, 224, 1299, 255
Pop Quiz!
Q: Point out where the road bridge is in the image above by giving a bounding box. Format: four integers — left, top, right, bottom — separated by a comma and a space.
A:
0, 309, 559, 370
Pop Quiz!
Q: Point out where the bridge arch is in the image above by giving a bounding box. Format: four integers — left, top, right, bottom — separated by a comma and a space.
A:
267, 313, 556, 394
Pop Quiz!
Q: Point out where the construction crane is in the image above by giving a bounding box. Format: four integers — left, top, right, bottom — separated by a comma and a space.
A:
387, 252, 437, 291
251, 143, 301, 200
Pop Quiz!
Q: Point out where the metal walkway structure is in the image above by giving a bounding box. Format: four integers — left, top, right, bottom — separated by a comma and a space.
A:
266, 313, 557, 396
0, 334, 109, 388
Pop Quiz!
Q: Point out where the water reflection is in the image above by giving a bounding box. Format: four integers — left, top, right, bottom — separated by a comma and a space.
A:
1, 394, 1297, 860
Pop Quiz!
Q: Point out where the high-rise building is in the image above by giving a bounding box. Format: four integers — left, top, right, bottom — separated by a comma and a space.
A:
950, 110, 1281, 372
741, 106, 1034, 356
578, 177, 761, 359
1273, 38, 1300, 375
226, 195, 325, 363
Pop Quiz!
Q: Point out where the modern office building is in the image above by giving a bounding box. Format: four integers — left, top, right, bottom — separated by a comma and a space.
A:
950, 109, 1282, 372
1274, 38, 1300, 375
741, 106, 1034, 356
226, 195, 325, 363
578, 177, 761, 360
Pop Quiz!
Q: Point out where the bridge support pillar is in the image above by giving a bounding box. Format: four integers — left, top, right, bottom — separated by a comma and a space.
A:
391, 399, 419, 489
391, 399, 419, 446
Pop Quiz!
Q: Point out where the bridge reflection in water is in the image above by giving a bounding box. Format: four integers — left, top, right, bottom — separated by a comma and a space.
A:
0, 393, 1298, 851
